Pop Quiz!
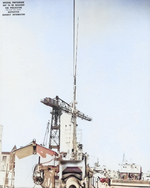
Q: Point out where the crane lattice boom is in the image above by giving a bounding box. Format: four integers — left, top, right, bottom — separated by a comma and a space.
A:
40, 96, 92, 121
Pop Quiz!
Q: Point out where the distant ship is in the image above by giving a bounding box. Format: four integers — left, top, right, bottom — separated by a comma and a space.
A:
92, 160, 150, 187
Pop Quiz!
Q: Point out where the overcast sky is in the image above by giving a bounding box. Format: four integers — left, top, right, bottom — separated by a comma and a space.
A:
0, 0, 150, 172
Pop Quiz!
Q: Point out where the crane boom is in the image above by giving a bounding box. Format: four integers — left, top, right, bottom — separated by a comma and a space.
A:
42, 121, 50, 147
41, 96, 92, 121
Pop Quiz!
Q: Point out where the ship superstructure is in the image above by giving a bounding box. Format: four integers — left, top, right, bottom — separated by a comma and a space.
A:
38, 1, 93, 186
110, 163, 150, 187
119, 162, 142, 180
8, 0, 93, 188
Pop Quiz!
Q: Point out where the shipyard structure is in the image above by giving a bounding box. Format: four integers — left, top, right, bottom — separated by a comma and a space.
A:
0, 123, 150, 188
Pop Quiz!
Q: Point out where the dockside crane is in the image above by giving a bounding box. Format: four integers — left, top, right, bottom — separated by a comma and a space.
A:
40, 96, 92, 152
42, 121, 50, 147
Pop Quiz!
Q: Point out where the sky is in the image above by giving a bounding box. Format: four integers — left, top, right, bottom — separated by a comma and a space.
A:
0, 0, 150, 173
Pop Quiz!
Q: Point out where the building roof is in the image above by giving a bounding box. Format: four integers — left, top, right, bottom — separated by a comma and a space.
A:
2, 152, 10, 155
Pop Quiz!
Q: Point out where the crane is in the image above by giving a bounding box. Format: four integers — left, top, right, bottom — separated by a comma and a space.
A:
40, 96, 92, 152
42, 121, 50, 147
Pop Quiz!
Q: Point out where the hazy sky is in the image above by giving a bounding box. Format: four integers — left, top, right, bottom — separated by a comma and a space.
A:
0, 0, 150, 172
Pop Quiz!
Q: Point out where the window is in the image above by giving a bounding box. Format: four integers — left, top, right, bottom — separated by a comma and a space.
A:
2, 156, 7, 162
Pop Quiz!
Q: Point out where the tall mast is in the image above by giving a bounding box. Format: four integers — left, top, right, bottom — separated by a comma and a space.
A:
72, 0, 77, 154
73, 0, 76, 109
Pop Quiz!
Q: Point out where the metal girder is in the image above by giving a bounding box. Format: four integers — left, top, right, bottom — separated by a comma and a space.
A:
49, 108, 61, 151
41, 96, 92, 121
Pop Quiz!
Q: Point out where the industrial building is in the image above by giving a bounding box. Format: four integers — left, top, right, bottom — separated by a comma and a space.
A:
0, 125, 13, 188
